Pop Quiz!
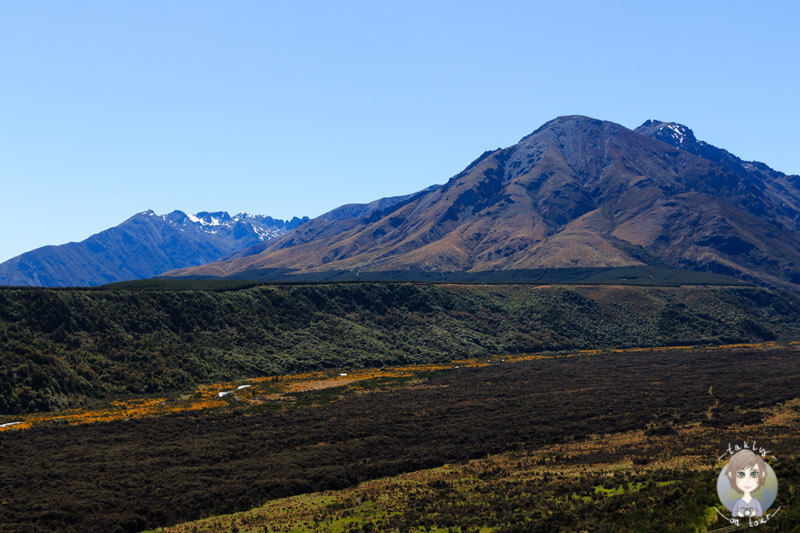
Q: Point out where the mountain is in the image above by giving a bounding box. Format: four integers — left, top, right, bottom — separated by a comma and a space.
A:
316, 185, 442, 222
0, 211, 308, 287
165, 116, 800, 291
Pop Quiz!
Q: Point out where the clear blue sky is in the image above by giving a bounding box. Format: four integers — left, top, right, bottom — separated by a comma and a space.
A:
1, 1, 798, 263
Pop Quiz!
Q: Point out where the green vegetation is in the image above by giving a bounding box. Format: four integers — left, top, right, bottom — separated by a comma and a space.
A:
1, 283, 799, 414
154, 431, 800, 533
2, 346, 800, 532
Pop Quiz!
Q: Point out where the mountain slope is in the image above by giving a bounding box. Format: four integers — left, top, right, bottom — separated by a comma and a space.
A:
0, 211, 307, 287
167, 116, 800, 290
635, 119, 800, 231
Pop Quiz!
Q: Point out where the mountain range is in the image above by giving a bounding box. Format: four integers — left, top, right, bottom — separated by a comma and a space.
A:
165, 116, 800, 292
0, 211, 308, 287
5, 115, 800, 291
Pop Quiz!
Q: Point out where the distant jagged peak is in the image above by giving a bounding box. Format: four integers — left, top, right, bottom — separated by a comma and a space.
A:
124, 209, 161, 224
657, 122, 694, 147
636, 119, 703, 149
163, 210, 188, 223
0, 206, 308, 286
162, 210, 230, 226
193, 211, 232, 225
131, 209, 306, 232
634, 119, 786, 175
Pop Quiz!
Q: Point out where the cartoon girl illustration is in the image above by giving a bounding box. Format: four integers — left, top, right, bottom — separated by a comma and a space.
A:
725, 449, 767, 517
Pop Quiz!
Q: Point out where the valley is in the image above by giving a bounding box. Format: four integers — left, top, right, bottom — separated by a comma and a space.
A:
1, 342, 799, 532
2, 281, 799, 532
5, 3, 799, 531
0, 341, 789, 433
3, 117, 800, 532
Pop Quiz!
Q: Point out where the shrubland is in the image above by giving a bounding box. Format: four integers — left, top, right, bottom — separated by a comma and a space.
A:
1, 345, 799, 532
1, 283, 799, 414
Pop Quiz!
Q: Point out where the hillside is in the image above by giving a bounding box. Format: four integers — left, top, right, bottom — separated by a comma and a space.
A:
1, 283, 798, 414
0, 210, 308, 287
166, 116, 800, 291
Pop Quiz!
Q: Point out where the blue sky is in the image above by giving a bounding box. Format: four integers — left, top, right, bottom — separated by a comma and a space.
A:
1, 1, 798, 263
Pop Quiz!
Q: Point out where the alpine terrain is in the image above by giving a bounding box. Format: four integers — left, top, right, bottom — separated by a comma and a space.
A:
166, 116, 800, 291
0, 211, 308, 287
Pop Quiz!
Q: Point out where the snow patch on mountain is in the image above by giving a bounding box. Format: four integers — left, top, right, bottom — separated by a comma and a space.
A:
0, 209, 310, 286
662, 123, 689, 145
152, 210, 300, 242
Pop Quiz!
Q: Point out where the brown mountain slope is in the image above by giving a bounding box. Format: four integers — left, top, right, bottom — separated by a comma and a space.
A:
166, 116, 800, 290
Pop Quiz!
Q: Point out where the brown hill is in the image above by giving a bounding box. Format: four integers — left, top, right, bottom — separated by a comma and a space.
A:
165, 116, 800, 290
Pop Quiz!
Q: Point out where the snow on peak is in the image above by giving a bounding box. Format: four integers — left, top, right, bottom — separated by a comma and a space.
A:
252, 225, 281, 241
659, 123, 690, 145
133, 210, 292, 243
182, 211, 255, 226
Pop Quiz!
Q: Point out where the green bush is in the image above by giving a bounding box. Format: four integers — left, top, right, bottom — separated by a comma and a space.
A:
1, 284, 798, 414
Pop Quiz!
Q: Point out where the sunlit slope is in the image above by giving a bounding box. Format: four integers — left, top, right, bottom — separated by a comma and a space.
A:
167, 116, 800, 291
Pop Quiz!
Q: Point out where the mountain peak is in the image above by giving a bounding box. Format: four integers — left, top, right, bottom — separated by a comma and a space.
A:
520, 115, 622, 144
636, 119, 698, 148
533, 114, 607, 131
168, 115, 800, 291
194, 211, 232, 225
0, 209, 309, 286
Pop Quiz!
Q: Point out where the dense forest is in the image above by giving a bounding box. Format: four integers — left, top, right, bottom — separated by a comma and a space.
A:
1, 282, 799, 414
